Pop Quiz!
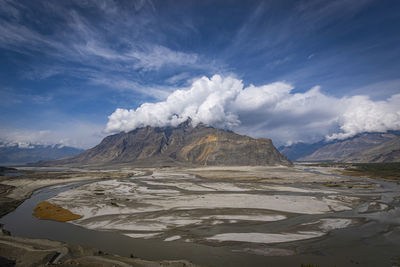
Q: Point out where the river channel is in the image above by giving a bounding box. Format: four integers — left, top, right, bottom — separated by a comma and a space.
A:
1, 171, 400, 267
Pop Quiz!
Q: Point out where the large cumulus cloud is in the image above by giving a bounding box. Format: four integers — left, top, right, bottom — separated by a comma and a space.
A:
105, 75, 400, 144
327, 94, 400, 140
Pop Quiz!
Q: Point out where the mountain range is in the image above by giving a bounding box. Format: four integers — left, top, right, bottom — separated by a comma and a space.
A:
279, 131, 400, 163
0, 142, 84, 165
48, 120, 291, 167
6, 123, 398, 167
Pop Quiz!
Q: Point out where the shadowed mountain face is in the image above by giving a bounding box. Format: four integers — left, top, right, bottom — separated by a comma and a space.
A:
52, 121, 291, 167
297, 132, 400, 163
279, 141, 329, 161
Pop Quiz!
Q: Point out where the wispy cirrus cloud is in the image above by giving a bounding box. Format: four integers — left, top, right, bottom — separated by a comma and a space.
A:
89, 75, 174, 100
0, 0, 211, 109
165, 72, 193, 85
0, 0, 207, 78
130, 45, 198, 71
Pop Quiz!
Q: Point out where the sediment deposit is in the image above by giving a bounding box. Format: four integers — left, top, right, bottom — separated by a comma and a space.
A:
1, 164, 399, 266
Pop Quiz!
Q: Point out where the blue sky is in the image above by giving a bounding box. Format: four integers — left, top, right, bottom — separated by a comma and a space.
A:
1, 0, 400, 148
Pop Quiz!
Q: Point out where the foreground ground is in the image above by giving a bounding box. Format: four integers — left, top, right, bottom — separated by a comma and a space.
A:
0, 168, 198, 266
0, 164, 399, 266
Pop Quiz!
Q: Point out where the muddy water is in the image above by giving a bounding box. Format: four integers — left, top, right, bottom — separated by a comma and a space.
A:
1, 175, 400, 267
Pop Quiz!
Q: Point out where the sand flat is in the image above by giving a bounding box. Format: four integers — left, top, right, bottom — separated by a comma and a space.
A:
38, 166, 370, 245
207, 232, 324, 244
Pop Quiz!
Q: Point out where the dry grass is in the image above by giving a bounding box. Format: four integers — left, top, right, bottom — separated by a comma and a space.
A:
33, 201, 82, 222
342, 162, 400, 181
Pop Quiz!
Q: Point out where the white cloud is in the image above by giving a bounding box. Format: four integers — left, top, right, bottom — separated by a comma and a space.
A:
327, 94, 400, 140
106, 75, 242, 133
106, 75, 400, 145
129, 45, 198, 71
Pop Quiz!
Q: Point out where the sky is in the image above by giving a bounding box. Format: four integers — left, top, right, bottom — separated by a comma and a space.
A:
1, 0, 400, 148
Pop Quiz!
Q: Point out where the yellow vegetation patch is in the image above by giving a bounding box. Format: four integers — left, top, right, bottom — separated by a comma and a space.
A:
33, 201, 82, 222
180, 135, 218, 160
194, 135, 218, 163
196, 135, 218, 163
202, 135, 217, 143
197, 144, 216, 163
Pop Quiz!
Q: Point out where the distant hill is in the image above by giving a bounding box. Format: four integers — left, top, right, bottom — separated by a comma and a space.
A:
339, 135, 400, 163
278, 141, 328, 161
293, 131, 400, 163
49, 119, 291, 167
0, 142, 84, 165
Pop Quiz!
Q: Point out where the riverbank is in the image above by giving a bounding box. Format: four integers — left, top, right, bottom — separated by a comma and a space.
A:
0, 167, 200, 266
297, 162, 400, 182
0, 165, 399, 266
0, 227, 196, 267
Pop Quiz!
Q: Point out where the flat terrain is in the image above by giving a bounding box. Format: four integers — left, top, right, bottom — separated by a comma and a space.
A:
0, 164, 399, 266
48, 167, 361, 243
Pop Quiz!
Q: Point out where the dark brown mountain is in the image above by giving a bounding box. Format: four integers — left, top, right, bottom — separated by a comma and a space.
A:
50, 120, 291, 167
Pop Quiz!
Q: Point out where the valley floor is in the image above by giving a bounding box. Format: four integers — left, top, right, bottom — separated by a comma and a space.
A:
0, 164, 399, 266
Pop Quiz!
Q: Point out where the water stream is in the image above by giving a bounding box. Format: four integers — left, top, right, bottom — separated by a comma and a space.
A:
1, 171, 400, 267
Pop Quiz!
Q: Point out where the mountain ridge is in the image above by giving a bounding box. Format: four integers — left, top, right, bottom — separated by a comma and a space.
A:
0, 142, 84, 165
279, 131, 400, 163
48, 121, 291, 167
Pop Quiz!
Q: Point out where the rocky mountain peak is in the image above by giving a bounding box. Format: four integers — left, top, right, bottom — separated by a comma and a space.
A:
49, 124, 291, 167
177, 117, 193, 129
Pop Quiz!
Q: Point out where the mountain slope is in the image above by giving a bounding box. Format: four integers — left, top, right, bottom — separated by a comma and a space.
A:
298, 132, 400, 162
279, 141, 328, 161
343, 136, 400, 162
0, 143, 84, 165
52, 121, 291, 167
